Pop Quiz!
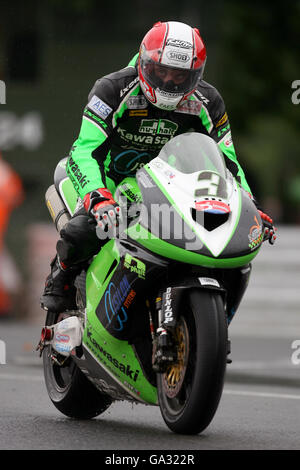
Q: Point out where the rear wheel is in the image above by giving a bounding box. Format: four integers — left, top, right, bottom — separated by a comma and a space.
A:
43, 311, 112, 419
157, 289, 227, 434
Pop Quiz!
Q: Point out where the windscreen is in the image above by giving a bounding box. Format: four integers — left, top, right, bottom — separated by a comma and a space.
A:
157, 132, 227, 178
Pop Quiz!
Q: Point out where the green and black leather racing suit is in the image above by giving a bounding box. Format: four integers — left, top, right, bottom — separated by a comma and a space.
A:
66, 54, 251, 200
56, 54, 252, 269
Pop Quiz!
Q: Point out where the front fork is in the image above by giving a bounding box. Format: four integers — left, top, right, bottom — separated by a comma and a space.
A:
152, 292, 178, 372
151, 285, 193, 372
151, 279, 233, 372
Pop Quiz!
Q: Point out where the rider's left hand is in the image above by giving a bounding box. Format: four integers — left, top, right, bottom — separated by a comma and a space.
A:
258, 210, 277, 245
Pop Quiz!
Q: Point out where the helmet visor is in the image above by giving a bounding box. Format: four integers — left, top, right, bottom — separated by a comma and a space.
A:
140, 55, 203, 95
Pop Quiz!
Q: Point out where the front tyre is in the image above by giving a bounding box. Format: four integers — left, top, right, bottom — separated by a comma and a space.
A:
43, 311, 112, 419
157, 289, 227, 435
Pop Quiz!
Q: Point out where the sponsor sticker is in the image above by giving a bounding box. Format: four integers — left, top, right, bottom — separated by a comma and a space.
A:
55, 333, 70, 343
195, 200, 230, 213
217, 124, 230, 138
215, 112, 228, 128
175, 100, 202, 115
166, 38, 193, 49
120, 77, 139, 97
124, 254, 146, 279
166, 50, 191, 62
248, 215, 263, 249
87, 95, 112, 120
54, 343, 72, 354
123, 289, 136, 309
129, 109, 148, 117
86, 327, 140, 382
127, 95, 148, 109
195, 90, 210, 104
224, 135, 233, 147
151, 160, 164, 169
68, 156, 90, 189
139, 119, 178, 136
163, 287, 174, 324
104, 275, 131, 331
220, 131, 233, 147
137, 172, 155, 188
198, 277, 220, 288
164, 169, 176, 179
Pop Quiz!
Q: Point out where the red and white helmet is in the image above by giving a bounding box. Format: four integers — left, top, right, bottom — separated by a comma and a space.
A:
138, 21, 206, 110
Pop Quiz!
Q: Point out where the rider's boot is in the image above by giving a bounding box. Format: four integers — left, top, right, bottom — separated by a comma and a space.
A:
40, 256, 78, 313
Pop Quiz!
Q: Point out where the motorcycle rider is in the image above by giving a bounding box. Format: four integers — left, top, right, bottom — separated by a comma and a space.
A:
41, 20, 276, 313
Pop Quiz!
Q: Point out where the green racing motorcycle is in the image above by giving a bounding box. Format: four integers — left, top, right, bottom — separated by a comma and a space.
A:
38, 132, 265, 435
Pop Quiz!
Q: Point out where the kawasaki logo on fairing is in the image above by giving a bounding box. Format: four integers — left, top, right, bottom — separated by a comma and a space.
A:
86, 328, 139, 381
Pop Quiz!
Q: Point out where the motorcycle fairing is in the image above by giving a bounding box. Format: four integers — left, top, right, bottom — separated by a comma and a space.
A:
82, 239, 170, 405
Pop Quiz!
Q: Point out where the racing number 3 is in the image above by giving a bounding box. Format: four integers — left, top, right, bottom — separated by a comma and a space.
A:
194, 172, 227, 199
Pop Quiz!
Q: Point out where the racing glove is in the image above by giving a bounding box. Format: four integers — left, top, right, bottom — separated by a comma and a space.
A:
258, 210, 277, 245
83, 188, 120, 240
247, 192, 277, 245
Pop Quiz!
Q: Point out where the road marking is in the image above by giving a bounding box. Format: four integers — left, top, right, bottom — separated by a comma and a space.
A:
0, 373, 43, 382
1, 373, 300, 401
228, 359, 294, 370
224, 388, 300, 400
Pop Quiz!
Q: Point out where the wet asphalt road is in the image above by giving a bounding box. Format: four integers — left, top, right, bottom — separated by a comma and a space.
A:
0, 226, 299, 450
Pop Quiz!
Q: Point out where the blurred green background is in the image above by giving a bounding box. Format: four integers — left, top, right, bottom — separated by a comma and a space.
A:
0, 0, 299, 276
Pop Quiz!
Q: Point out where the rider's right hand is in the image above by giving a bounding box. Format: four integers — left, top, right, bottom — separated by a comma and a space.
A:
83, 188, 120, 239
83, 188, 115, 214
92, 200, 120, 237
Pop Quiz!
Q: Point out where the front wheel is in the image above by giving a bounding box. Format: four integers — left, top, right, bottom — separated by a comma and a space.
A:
157, 289, 228, 435
43, 311, 112, 419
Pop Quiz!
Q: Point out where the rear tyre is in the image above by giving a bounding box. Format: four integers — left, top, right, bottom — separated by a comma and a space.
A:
43, 311, 112, 419
157, 289, 227, 434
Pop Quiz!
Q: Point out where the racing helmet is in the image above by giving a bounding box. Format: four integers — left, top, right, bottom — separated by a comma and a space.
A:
138, 21, 206, 110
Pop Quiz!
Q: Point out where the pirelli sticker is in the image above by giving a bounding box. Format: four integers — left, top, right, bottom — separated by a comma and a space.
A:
215, 112, 228, 128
